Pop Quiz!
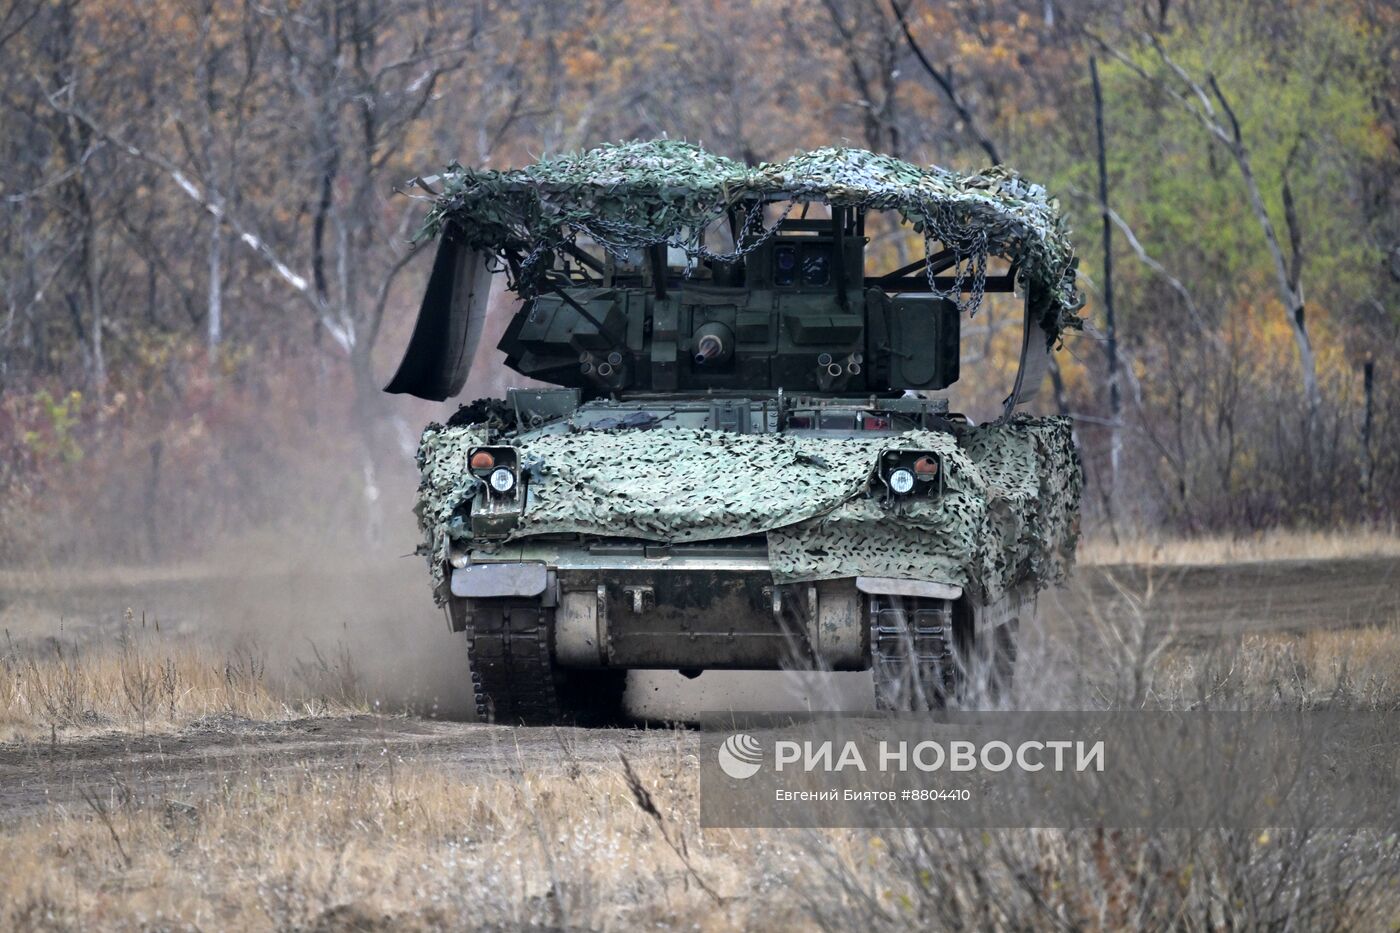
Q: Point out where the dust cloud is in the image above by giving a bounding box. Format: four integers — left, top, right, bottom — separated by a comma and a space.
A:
0, 528, 883, 722
174, 531, 884, 721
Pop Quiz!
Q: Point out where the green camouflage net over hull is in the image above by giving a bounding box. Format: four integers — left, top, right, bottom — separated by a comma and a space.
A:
415, 422, 490, 584
768, 417, 1081, 598
415, 140, 1083, 340
414, 416, 1080, 601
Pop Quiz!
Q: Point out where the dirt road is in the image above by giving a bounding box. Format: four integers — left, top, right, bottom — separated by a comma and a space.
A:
0, 714, 684, 822
1049, 556, 1400, 640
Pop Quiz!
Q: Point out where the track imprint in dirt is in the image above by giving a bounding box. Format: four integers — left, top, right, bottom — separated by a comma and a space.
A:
0, 715, 685, 821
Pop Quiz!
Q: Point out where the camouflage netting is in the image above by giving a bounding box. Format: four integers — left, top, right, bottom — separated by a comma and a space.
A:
413, 140, 1083, 340
768, 417, 1081, 595
415, 416, 1081, 602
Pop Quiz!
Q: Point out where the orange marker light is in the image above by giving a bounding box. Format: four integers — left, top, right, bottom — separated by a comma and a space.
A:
470, 451, 496, 470
914, 456, 939, 476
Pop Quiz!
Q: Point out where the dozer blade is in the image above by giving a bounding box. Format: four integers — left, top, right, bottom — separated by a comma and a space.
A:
384, 235, 494, 402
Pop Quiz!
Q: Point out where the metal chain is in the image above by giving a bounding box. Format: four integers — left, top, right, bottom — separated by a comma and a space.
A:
920, 199, 990, 316
690, 201, 796, 263
513, 240, 554, 295
568, 200, 796, 275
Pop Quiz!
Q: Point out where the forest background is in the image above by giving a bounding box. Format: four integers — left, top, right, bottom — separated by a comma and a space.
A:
2, 0, 1396, 564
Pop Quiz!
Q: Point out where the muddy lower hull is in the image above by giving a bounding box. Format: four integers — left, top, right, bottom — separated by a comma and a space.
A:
446, 538, 1033, 671
444, 546, 1032, 722
449, 540, 869, 669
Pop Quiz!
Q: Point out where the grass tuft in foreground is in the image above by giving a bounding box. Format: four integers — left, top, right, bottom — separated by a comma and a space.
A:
0, 610, 366, 741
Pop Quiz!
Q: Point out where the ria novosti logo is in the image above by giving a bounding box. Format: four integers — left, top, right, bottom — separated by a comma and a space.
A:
717, 733, 764, 779
715, 733, 1107, 780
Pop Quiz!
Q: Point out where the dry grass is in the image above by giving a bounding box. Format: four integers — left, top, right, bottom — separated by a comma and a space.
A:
1026, 559, 1400, 712
798, 823, 1400, 931
1, 565, 1398, 930
1079, 524, 1400, 566
0, 610, 366, 741
1146, 621, 1400, 711
791, 591, 1400, 932
0, 746, 809, 931
3, 732, 1396, 931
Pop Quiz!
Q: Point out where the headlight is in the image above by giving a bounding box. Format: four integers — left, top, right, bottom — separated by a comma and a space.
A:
447, 543, 471, 569
467, 446, 524, 539
488, 467, 516, 493
879, 449, 943, 499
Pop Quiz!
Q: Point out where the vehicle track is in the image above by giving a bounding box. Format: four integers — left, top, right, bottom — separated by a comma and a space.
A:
0, 715, 685, 822
1050, 556, 1400, 641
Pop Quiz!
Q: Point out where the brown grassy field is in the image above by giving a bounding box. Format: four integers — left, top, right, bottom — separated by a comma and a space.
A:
0, 612, 366, 743
5, 748, 1391, 931
1077, 525, 1400, 566
1, 537, 1398, 930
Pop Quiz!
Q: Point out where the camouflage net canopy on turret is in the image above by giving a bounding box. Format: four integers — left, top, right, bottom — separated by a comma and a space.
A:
415, 416, 1082, 602
413, 140, 1084, 340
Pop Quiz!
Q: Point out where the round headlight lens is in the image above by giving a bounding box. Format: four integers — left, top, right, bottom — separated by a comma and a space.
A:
888, 468, 915, 495
488, 467, 516, 493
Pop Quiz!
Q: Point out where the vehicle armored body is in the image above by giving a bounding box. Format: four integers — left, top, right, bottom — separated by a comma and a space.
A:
388, 141, 1083, 724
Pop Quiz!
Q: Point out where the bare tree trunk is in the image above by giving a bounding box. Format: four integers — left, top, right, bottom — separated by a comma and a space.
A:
820, 0, 903, 156
1361, 358, 1374, 505
207, 215, 222, 357
85, 225, 105, 397
350, 346, 398, 545
1212, 78, 1319, 416
1091, 55, 1122, 511
891, 0, 1001, 165
145, 439, 163, 559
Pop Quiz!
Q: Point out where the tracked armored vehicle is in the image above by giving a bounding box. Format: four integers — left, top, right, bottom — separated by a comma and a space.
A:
388, 141, 1083, 724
